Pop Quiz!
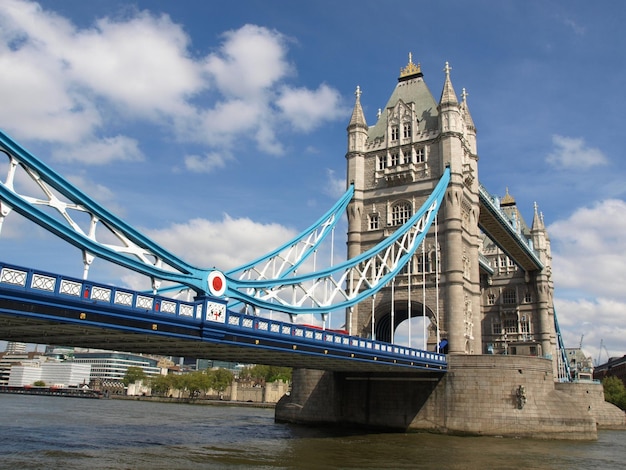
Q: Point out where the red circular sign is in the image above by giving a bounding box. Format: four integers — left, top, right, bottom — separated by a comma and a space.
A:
207, 271, 227, 297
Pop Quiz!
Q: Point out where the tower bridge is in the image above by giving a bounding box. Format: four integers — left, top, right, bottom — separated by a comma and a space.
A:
0, 55, 623, 438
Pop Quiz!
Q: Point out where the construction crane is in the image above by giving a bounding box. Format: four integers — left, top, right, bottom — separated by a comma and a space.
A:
596, 339, 611, 366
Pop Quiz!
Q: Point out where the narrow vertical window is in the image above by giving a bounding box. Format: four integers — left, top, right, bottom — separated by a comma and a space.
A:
390, 152, 400, 167
391, 125, 399, 141
369, 214, 379, 230
377, 155, 385, 170
403, 122, 412, 139
417, 253, 431, 273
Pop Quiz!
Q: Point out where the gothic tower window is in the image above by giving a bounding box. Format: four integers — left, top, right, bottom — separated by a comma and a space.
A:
377, 155, 385, 170
502, 288, 517, 305
503, 315, 517, 333
520, 315, 530, 334
368, 214, 380, 230
391, 202, 411, 226
391, 125, 399, 141
403, 122, 412, 139
390, 152, 400, 167
523, 290, 533, 303
417, 252, 432, 273
492, 317, 502, 335
416, 147, 425, 163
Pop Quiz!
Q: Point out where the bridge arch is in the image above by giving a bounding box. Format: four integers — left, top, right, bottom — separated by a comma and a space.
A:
374, 299, 436, 347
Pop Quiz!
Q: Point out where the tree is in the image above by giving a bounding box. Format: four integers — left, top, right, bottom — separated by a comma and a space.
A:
150, 374, 174, 397
33, 380, 46, 387
602, 376, 626, 410
185, 370, 212, 399
240, 365, 291, 383
209, 368, 234, 393
122, 366, 147, 386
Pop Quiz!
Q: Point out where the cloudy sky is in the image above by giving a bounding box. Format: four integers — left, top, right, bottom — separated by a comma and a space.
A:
0, 0, 625, 362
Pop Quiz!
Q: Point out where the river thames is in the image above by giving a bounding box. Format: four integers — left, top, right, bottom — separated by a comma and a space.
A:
0, 393, 624, 469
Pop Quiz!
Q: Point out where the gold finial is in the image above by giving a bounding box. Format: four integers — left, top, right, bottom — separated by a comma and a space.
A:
399, 52, 421, 78
501, 187, 516, 206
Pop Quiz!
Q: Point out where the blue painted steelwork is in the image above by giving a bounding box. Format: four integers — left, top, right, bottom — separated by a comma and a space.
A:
0, 128, 450, 316
226, 168, 450, 314
0, 129, 215, 293
554, 309, 572, 382
0, 260, 447, 371
227, 185, 354, 279
153, 184, 355, 300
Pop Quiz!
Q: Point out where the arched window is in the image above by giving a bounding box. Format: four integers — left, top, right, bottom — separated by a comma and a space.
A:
391, 202, 411, 226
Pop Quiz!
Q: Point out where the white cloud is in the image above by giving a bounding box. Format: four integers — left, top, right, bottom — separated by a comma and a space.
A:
204, 24, 292, 99
0, 38, 101, 143
561, 17, 586, 36
0, 1, 346, 170
53, 136, 144, 165
146, 214, 297, 271
546, 134, 607, 169
277, 84, 348, 132
549, 199, 626, 300
555, 297, 626, 364
549, 199, 626, 358
184, 152, 230, 173
324, 168, 346, 199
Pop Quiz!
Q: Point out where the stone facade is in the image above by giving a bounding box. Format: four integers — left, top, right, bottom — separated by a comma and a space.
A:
275, 356, 625, 438
345, 55, 556, 366
274, 57, 626, 438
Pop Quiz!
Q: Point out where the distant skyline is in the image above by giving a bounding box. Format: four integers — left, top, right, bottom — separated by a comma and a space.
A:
1, 0, 625, 361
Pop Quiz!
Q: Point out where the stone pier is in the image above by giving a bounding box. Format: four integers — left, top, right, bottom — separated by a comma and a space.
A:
275, 355, 626, 439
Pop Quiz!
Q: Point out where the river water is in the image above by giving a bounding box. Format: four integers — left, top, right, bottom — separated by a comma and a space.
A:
0, 393, 624, 469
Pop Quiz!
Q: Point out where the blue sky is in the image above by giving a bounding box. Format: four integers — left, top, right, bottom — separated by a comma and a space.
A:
1, 0, 625, 362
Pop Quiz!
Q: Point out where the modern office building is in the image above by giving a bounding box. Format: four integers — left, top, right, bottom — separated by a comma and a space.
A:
7, 362, 91, 387
70, 351, 161, 382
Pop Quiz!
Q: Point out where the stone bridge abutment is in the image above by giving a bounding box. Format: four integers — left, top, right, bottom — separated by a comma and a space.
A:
275, 355, 625, 439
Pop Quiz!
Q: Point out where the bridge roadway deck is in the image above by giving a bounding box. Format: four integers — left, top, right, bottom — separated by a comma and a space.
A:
0, 262, 446, 374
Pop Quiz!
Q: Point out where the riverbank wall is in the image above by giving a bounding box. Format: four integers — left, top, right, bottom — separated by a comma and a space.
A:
275, 355, 626, 439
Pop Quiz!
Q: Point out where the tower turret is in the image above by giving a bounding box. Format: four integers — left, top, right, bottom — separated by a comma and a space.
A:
461, 88, 477, 156
346, 86, 368, 259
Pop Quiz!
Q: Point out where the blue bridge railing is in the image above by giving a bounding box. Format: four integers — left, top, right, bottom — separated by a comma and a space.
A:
0, 261, 447, 371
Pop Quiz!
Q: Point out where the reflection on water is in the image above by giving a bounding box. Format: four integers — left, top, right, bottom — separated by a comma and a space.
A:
0, 394, 624, 469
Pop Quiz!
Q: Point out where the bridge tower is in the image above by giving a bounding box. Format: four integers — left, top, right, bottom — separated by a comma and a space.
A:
346, 55, 555, 360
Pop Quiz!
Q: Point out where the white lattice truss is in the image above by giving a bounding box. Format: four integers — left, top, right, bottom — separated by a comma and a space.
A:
229, 196, 442, 315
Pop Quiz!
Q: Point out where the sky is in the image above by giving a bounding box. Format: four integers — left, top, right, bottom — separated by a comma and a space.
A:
0, 0, 625, 362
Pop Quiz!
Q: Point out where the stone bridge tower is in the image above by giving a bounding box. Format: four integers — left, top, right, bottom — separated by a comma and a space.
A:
346, 55, 556, 362
346, 55, 481, 355
276, 56, 613, 436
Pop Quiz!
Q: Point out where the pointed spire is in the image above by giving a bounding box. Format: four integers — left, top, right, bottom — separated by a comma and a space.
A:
439, 61, 458, 106
348, 85, 367, 128
532, 201, 543, 231
461, 87, 475, 130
